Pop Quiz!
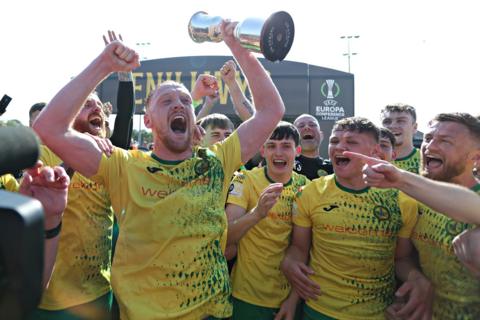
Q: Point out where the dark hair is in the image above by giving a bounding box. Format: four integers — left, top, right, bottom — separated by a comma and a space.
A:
29, 102, 46, 118
430, 113, 480, 142
269, 121, 300, 146
333, 117, 379, 143
381, 103, 417, 122
199, 113, 234, 131
380, 127, 396, 146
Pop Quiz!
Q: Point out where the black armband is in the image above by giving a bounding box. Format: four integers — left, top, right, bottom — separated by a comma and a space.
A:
45, 221, 62, 239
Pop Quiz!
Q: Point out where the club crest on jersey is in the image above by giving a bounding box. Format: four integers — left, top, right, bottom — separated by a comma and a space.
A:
229, 181, 243, 197
194, 159, 210, 176
317, 169, 329, 177
373, 205, 391, 221
445, 220, 467, 236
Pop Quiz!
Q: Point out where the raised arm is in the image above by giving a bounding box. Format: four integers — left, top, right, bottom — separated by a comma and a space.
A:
221, 21, 285, 163
106, 32, 135, 149
344, 151, 480, 224
220, 60, 253, 122
33, 39, 140, 177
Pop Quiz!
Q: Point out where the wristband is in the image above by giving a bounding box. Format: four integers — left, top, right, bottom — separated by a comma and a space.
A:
45, 221, 62, 239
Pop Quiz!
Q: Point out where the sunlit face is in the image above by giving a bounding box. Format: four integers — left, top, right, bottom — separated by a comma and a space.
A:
202, 126, 232, 147
381, 112, 417, 147
421, 121, 476, 182
261, 137, 298, 177
378, 136, 395, 162
294, 115, 323, 154
329, 129, 378, 180
73, 93, 106, 137
144, 84, 195, 154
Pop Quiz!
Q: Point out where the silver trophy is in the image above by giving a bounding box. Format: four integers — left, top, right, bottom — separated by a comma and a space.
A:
188, 11, 295, 62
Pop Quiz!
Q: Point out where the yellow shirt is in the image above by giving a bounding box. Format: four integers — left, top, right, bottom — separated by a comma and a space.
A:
227, 167, 309, 308
38, 146, 113, 310
293, 175, 418, 320
393, 148, 420, 173
92, 132, 242, 320
0, 174, 19, 192
411, 184, 480, 319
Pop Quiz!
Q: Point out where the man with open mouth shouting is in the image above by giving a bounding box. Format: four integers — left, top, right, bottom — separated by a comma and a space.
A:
33, 20, 285, 320
225, 122, 309, 320
348, 113, 480, 319
293, 114, 333, 180
281, 117, 432, 320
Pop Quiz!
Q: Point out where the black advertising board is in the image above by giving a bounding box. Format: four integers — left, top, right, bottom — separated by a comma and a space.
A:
97, 55, 354, 157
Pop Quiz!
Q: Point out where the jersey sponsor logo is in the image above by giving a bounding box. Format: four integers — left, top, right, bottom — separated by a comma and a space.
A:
267, 211, 291, 222
141, 186, 171, 199
323, 204, 339, 212
373, 205, 391, 221
70, 181, 102, 191
320, 223, 394, 237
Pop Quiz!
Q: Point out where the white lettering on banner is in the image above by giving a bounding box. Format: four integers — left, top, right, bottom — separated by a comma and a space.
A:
315, 105, 346, 121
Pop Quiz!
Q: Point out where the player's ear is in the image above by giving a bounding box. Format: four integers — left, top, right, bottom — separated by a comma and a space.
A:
144, 112, 152, 129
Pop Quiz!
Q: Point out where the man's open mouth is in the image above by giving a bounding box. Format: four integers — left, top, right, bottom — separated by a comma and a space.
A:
170, 115, 187, 133
425, 155, 443, 169
334, 155, 351, 167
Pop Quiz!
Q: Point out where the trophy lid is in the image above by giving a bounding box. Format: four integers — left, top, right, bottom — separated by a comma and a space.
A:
260, 11, 295, 62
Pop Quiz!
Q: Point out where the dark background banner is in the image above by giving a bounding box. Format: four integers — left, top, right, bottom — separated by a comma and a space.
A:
97, 56, 354, 157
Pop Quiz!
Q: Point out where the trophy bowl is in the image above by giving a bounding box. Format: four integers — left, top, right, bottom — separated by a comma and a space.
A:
188, 11, 295, 62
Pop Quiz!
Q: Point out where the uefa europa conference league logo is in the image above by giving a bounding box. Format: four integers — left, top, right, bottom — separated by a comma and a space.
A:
316, 79, 346, 121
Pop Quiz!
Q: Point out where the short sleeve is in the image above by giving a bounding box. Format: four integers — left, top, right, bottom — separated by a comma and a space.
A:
398, 191, 419, 238
210, 131, 242, 190
226, 172, 251, 210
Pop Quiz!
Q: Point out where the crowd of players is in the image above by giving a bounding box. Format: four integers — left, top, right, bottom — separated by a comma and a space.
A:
1, 24, 480, 320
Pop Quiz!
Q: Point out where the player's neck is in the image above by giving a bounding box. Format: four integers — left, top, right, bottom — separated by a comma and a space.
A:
152, 144, 193, 162
265, 167, 292, 185
335, 174, 368, 191
447, 170, 479, 189
395, 143, 415, 159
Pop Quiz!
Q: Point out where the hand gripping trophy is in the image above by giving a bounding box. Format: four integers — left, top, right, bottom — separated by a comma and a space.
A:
188, 11, 295, 62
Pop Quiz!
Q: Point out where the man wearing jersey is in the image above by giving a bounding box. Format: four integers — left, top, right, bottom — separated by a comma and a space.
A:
33, 20, 285, 320
30, 93, 114, 320
381, 103, 420, 173
347, 112, 480, 319
225, 122, 309, 320
281, 117, 431, 320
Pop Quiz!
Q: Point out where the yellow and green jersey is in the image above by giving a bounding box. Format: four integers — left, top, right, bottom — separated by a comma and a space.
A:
0, 173, 19, 192
293, 175, 417, 320
227, 167, 309, 308
38, 146, 113, 310
91, 132, 242, 320
411, 184, 480, 319
393, 148, 420, 173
